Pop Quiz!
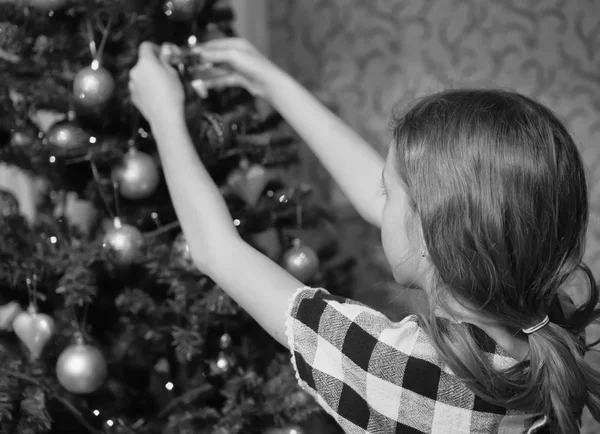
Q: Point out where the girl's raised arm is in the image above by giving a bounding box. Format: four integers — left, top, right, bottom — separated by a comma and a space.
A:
129, 42, 303, 346
195, 38, 386, 227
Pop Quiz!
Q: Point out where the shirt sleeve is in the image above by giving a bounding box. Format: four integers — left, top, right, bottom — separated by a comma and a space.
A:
285, 286, 425, 432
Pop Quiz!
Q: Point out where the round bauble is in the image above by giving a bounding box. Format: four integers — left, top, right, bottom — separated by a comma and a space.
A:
0, 189, 20, 217
73, 64, 115, 111
282, 241, 319, 282
102, 218, 145, 267
111, 148, 160, 200
45, 120, 90, 157
163, 0, 205, 21
56, 339, 107, 394
26, 0, 70, 11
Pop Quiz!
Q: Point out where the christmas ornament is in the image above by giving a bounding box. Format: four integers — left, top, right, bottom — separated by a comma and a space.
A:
10, 124, 38, 147
283, 221, 339, 260
170, 232, 201, 273
0, 188, 19, 217
282, 240, 319, 282
111, 148, 160, 200
25, 0, 69, 11
163, 0, 205, 21
45, 119, 90, 157
0, 301, 22, 331
102, 217, 145, 266
56, 334, 107, 394
226, 160, 272, 206
73, 61, 115, 111
12, 305, 55, 359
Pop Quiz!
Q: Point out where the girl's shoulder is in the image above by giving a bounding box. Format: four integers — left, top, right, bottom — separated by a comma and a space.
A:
286, 287, 545, 433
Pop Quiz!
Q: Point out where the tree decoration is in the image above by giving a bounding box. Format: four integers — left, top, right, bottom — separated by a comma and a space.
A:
56, 333, 107, 394
102, 217, 145, 267
12, 277, 55, 360
282, 238, 319, 283
44, 117, 91, 158
111, 143, 160, 200
72, 18, 115, 113
226, 158, 272, 206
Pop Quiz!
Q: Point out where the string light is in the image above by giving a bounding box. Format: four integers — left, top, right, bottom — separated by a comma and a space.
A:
89, 136, 97, 144
165, 382, 174, 390
233, 219, 241, 227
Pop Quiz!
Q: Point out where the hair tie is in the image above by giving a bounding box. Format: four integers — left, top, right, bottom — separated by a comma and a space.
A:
521, 315, 550, 334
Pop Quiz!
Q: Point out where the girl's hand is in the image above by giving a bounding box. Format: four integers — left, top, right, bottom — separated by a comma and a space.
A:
189, 37, 285, 100
129, 42, 185, 125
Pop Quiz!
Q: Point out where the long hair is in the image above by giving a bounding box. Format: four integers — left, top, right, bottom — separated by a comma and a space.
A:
391, 89, 600, 433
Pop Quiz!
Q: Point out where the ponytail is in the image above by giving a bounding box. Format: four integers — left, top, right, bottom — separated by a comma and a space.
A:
527, 322, 600, 433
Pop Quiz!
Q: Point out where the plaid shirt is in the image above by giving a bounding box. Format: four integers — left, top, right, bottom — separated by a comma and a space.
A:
286, 287, 548, 433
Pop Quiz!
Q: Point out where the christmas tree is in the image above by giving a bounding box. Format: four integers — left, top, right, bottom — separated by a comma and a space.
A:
0, 1, 353, 432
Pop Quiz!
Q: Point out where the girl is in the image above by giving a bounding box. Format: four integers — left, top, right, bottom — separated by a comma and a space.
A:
128, 39, 600, 433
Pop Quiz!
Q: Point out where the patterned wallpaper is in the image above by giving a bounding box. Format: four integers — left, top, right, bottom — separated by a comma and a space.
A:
267, 0, 600, 278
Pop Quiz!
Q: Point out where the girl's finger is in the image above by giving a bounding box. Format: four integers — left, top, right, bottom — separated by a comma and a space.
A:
202, 74, 249, 92
138, 41, 160, 60
194, 37, 248, 51
190, 46, 237, 66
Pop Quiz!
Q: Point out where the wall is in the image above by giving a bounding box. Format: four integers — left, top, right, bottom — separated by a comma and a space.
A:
268, 0, 600, 277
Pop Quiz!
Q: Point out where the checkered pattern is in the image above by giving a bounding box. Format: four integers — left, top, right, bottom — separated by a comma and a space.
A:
286, 287, 548, 434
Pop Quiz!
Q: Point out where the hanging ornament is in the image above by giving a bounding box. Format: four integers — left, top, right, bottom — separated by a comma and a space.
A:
163, 0, 205, 21
12, 305, 55, 359
73, 18, 114, 113
73, 60, 115, 112
283, 220, 339, 261
56, 333, 107, 394
0, 188, 20, 217
111, 146, 160, 200
0, 301, 22, 331
25, 0, 70, 11
170, 232, 202, 274
45, 118, 91, 157
282, 239, 319, 283
226, 159, 272, 206
102, 217, 145, 267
